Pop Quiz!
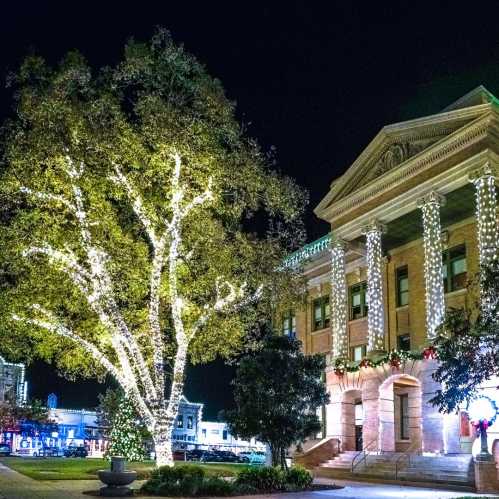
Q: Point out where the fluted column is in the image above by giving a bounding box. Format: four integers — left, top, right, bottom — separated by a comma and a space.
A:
469, 164, 498, 268
417, 192, 446, 340
362, 220, 386, 353
330, 237, 348, 358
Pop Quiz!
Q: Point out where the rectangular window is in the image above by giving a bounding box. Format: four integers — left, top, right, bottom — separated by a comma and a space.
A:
202, 429, 207, 438
187, 416, 193, 429
177, 417, 184, 429
350, 344, 367, 361
399, 394, 409, 440
396, 266, 409, 307
442, 245, 467, 293
222, 430, 228, 440
312, 296, 330, 331
349, 282, 368, 320
397, 334, 411, 352
282, 311, 297, 338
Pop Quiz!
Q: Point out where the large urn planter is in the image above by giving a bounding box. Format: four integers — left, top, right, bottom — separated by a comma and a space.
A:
98, 456, 137, 497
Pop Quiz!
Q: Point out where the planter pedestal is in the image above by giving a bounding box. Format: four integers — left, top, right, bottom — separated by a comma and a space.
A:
98, 456, 137, 497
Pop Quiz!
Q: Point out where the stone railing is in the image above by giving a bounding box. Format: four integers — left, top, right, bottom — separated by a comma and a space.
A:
283, 233, 331, 268
293, 436, 341, 469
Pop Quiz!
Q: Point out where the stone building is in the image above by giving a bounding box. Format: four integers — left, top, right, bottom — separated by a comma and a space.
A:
289, 86, 499, 490
0, 355, 26, 405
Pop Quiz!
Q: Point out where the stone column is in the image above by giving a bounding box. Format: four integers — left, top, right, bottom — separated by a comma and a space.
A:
417, 192, 446, 340
330, 237, 348, 358
362, 221, 386, 353
469, 164, 499, 268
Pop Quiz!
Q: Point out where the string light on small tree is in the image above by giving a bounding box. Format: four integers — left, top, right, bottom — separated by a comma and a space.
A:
362, 220, 386, 352
417, 192, 446, 340
330, 237, 348, 358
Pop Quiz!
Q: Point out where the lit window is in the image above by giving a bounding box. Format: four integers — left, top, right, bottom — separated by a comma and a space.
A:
312, 297, 330, 331
177, 417, 183, 429
349, 282, 367, 320
350, 345, 366, 361
281, 311, 297, 338
396, 266, 409, 306
442, 245, 467, 292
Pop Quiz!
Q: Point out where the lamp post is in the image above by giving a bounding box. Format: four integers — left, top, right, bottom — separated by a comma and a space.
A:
468, 396, 498, 462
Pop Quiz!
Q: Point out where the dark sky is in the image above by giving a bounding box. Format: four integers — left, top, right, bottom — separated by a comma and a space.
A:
3, 1, 499, 417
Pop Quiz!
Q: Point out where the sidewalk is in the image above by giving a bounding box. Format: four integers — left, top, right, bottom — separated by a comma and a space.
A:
0, 463, 496, 499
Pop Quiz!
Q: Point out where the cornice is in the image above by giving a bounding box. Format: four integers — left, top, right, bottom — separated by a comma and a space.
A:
316, 104, 492, 216
334, 149, 499, 241
320, 112, 492, 224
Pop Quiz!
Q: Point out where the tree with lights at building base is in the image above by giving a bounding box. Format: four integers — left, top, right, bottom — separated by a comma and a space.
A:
0, 29, 305, 467
105, 396, 146, 462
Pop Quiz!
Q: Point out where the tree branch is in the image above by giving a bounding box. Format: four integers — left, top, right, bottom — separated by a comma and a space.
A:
11, 306, 155, 426
20, 186, 77, 213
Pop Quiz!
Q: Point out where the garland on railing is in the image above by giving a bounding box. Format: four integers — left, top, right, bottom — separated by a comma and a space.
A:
333, 345, 437, 377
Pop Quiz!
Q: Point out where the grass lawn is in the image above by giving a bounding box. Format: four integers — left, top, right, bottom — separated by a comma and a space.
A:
0, 457, 249, 481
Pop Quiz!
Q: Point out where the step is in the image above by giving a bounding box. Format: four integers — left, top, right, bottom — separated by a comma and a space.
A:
314, 467, 475, 493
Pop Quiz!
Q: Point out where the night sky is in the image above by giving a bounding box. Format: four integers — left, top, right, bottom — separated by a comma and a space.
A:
2, 1, 499, 417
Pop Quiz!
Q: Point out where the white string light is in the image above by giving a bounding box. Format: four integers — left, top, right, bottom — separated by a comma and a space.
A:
417, 192, 445, 340
470, 164, 499, 315
15, 150, 259, 467
470, 166, 498, 267
330, 238, 348, 358
362, 221, 386, 352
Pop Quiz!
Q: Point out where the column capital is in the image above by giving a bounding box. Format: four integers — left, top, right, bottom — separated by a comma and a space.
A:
469, 162, 498, 183
330, 236, 348, 251
361, 219, 387, 236
417, 191, 446, 208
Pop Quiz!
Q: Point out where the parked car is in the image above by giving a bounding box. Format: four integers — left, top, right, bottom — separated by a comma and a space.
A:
0, 444, 11, 457
35, 446, 63, 457
240, 451, 265, 465
185, 449, 206, 461
64, 446, 88, 458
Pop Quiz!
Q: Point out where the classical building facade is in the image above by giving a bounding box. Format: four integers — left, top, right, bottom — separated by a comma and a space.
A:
286, 86, 499, 465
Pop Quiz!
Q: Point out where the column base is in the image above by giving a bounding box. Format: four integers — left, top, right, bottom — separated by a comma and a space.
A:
474, 459, 499, 493
476, 451, 494, 462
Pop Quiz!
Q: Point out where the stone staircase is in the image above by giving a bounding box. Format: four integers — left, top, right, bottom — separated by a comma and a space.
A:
315, 451, 475, 491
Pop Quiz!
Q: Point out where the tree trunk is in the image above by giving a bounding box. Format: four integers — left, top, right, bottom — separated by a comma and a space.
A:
152, 420, 174, 468
152, 341, 188, 467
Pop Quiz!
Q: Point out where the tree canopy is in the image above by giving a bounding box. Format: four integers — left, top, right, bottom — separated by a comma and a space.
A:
224, 333, 329, 468
0, 29, 307, 465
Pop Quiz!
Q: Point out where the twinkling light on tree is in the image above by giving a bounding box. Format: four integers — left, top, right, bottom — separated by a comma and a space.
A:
330, 238, 348, 358
362, 221, 386, 352
418, 192, 446, 340
105, 396, 146, 462
12, 154, 259, 467
3, 32, 305, 468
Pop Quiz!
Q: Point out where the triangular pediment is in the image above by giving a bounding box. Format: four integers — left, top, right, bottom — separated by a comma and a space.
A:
315, 93, 495, 220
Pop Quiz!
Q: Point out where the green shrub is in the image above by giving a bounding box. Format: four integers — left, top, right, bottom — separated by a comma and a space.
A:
235, 466, 286, 492
141, 465, 208, 496
199, 476, 235, 496
285, 466, 313, 490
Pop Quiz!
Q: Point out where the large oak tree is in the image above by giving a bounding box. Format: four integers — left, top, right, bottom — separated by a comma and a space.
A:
0, 29, 306, 466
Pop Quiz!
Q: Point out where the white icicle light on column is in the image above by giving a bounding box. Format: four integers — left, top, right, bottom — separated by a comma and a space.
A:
330, 237, 348, 358
362, 220, 386, 352
417, 191, 446, 340
469, 164, 499, 268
